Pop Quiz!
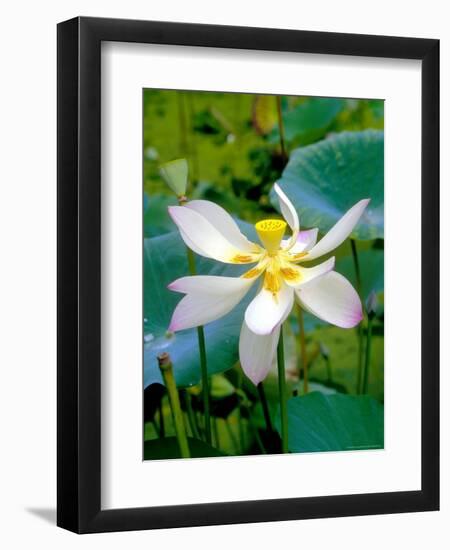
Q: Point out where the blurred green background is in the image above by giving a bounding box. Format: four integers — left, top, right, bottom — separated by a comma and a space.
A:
144, 90, 383, 225
143, 89, 384, 458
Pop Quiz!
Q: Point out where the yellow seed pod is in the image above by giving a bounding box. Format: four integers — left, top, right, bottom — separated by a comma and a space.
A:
255, 219, 287, 253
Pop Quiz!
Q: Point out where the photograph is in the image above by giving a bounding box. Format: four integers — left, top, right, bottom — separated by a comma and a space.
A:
143, 90, 384, 460
0, 0, 442, 542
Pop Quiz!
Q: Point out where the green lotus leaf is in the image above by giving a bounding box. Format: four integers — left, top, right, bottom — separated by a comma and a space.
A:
143, 192, 177, 237
270, 97, 345, 145
272, 130, 384, 240
275, 392, 384, 453
144, 226, 256, 389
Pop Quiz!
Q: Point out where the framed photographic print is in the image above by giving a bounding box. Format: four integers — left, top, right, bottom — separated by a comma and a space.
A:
57, 17, 439, 533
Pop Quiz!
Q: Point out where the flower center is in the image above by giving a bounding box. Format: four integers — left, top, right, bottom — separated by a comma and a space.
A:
255, 219, 287, 254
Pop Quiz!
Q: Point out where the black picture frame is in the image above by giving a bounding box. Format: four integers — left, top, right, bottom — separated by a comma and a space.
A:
57, 16, 439, 533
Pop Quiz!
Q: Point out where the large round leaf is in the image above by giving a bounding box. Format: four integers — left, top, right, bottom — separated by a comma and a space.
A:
144, 226, 256, 389
272, 130, 384, 240
271, 97, 345, 145
143, 192, 178, 238
275, 392, 384, 452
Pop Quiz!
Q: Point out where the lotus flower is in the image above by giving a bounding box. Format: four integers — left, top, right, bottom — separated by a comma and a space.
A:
167, 184, 369, 385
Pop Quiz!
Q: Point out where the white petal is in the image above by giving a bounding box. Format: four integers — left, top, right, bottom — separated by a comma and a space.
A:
239, 321, 280, 385
169, 205, 260, 264
274, 183, 299, 234
168, 274, 258, 295
186, 200, 256, 252
296, 271, 363, 328
245, 282, 294, 335
168, 276, 255, 331
282, 228, 318, 254
303, 199, 370, 261
282, 256, 335, 288
179, 229, 212, 258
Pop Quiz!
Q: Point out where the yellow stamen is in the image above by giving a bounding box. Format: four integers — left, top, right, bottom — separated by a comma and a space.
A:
288, 251, 308, 262
242, 267, 263, 279
280, 266, 302, 283
255, 219, 287, 254
263, 270, 281, 295
231, 254, 255, 264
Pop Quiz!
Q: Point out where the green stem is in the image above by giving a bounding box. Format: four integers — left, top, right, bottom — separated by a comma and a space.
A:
212, 416, 219, 448
186, 245, 197, 275
157, 353, 190, 458
276, 96, 288, 163
185, 246, 211, 444
197, 325, 211, 444
158, 400, 165, 438
248, 413, 267, 454
196, 411, 204, 439
296, 304, 308, 394
237, 371, 244, 453
277, 326, 289, 453
185, 391, 200, 440
151, 418, 160, 438
325, 356, 333, 385
350, 239, 365, 394
362, 316, 374, 394
257, 382, 273, 433
225, 418, 240, 455
350, 239, 362, 292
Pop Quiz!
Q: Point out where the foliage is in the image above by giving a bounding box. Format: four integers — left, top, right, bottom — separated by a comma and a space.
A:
272, 130, 384, 240
275, 392, 384, 452
144, 228, 255, 388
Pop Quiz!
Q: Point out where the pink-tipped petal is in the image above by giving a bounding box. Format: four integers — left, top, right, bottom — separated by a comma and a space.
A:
168, 275, 257, 331
239, 321, 280, 385
295, 271, 363, 328
304, 199, 370, 261
168, 275, 257, 295
282, 228, 319, 254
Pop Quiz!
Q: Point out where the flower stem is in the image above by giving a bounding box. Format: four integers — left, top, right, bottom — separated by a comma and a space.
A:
157, 353, 190, 458
275, 96, 288, 163
186, 245, 197, 275
158, 400, 165, 437
184, 391, 200, 440
257, 382, 273, 433
350, 239, 365, 394
197, 325, 211, 444
185, 246, 212, 445
151, 418, 160, 438
248, 413, 267, 454
296, 304, 308, 394
277, 326, 289, 453
362, 315, 374, 394
325, 356, 333, 385
225, 418, 239, 455
237, 370, 244, 453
